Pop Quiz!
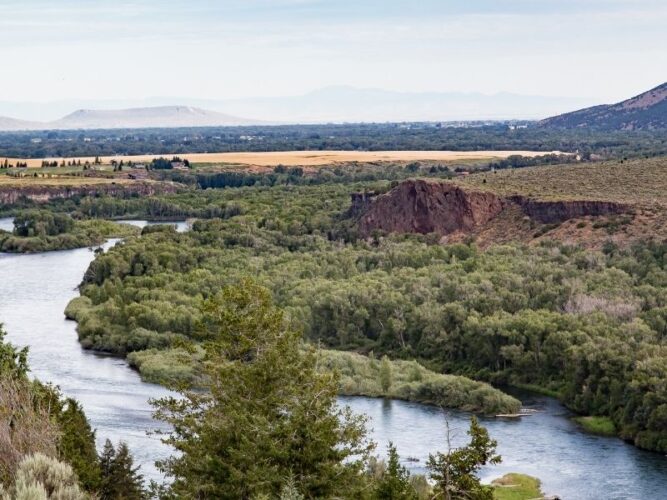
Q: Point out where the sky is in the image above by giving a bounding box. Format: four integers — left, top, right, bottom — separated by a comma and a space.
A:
0, 0, 665, 104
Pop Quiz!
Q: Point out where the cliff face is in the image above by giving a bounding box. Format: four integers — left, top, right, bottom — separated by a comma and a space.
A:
0, 182, 177, 205
348, 191, 378, 218
355, 179, 632, 239
357, 180, 504, 237
511, 196, 629, 223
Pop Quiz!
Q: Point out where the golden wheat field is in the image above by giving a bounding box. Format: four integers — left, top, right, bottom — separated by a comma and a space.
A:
5, 150, 560, 168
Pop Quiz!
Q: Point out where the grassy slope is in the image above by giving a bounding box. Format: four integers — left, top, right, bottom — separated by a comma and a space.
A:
492, 473, 544, 500
461, 157, 667, 206
454, 157, 667, 247
573, 416, 617, 436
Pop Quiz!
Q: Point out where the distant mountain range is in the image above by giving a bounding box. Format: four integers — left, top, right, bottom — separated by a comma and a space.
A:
0, 106, 259, 131
3, 84, 665, 131
540, 82, 667, 130
0, 87, 595, 131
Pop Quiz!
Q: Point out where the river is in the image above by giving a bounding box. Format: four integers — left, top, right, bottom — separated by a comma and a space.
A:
1, 217, 666, 498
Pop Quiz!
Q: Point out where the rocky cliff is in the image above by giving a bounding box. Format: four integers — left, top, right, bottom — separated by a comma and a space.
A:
511, 196, 628, 224
357, 180, 504, 237
0, 181, 177, 206
355, 179, 631, 239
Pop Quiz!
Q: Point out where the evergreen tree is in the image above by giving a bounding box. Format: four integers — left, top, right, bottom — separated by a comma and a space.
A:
427, 417, 501, 500
152, 280, 373, 499
56, 398, 102, 491
99, 440, 144, 500
374, 442, 418, 499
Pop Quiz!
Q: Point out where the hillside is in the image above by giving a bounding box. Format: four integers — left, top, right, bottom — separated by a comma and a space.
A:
0, 115, 41, 131
540, 82, 667, 130
51, 106, 259, 129
0, 105, 260, 131
354, 157, 667, 248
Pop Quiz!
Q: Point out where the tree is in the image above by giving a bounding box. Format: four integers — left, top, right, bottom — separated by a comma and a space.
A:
427, 417, 501, 500
380, 355, 393, 393
0, 323, 28, 377
99, 440, 144, 499
374, 442, 418, 500
152, 280, 373, 499
56, 398, 101, 491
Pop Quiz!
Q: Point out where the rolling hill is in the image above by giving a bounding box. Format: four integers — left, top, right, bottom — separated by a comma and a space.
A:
0, 116, 42, 131
0, 106, 260, 131
540, 82, 667, 130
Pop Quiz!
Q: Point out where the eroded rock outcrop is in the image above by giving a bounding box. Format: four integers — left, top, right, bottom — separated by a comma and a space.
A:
357, 179, 504, 237
355, 179, 632, 239
510, 196, 629, 224
0, 181, 178, 206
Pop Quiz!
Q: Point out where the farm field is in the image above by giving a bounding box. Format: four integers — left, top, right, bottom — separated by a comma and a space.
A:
3, 149, 560, 169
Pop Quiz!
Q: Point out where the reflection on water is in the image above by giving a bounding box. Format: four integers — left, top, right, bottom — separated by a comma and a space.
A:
341, 396, 667, 499
0, 217, 13, 232
1, 217, 666, 498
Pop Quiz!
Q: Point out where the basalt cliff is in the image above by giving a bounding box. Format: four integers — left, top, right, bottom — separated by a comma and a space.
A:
355, 179, 631, 245
0, 181, 178, 205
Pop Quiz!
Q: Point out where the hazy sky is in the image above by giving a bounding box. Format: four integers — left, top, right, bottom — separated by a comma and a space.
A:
0, 0, 665, 102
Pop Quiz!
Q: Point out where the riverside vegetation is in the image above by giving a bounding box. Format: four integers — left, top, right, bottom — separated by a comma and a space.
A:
1, 290, 516, 499
57, 165, 667, 454
4, 155, 667, 497
0, 210, 139, 253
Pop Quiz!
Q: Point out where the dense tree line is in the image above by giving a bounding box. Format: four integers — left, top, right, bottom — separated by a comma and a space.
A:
0, 211, 139, 253
1, 123, 666, 159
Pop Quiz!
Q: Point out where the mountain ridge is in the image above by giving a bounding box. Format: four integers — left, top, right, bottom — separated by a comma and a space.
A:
540, 82, 667, 130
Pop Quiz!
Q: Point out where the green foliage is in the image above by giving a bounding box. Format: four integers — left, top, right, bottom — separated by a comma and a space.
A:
373, 443, 418, 500
321, 350, 520, 415
573, 416, 616, 436
55, 399, 101, 491
0, 323, 29, 378
152, 280, 373, 499
13, 210, 74, 237
491, 473, 543, 500
58, 175, 667, 452
99, 440, 145, 500
1, 453, 89, 500
427, 417, 501, 500
0, 212, 139, 253
0, 328, 141, 497
379, 355, 393, 393
1, 124, 665, 160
